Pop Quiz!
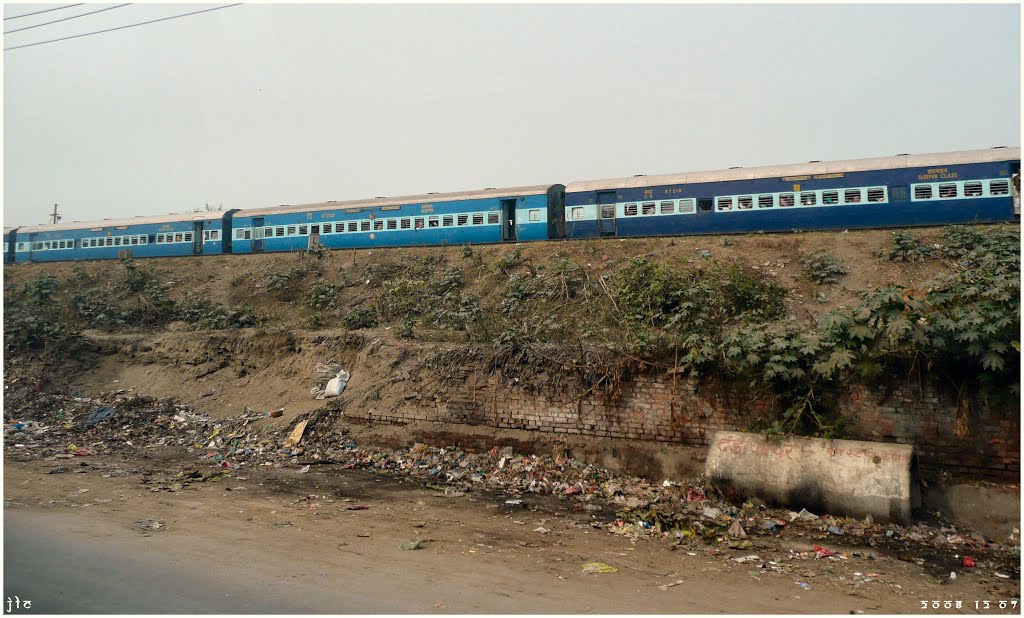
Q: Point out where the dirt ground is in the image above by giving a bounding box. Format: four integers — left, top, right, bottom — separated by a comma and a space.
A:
3, 446, 1019, 614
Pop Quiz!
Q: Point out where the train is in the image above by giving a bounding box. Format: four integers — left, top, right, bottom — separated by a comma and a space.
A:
4, 147, 1020, 265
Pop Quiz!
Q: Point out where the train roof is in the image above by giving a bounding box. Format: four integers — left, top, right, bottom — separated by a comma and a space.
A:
235, 185, 557, 218
565, 147, 1021, 193
16, 210, 226, 234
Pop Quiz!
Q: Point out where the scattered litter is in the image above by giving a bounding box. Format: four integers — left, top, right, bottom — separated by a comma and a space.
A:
728, 521, 747, 539
581, 562, 618, 575
658, 580, 685, 590
732, 555, 761, 564
995, 572, 1010, 579
134, 519, 165, 532
533, 527, 550, 534
346, 505, 370, 511
962, 556, 976, 568
400, 540, 425, 550
299, 465, 311, 473
796, 581, 812, 590
791, 509, 819, 522
949, 571, 957, 580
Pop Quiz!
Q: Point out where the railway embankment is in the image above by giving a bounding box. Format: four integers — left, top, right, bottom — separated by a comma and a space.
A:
4, 225, 1020, 533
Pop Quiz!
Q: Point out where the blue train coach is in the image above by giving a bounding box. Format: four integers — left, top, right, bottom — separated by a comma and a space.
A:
229, 185, 566, 254
11, 211, 234, 263
563, 148, 1020, 239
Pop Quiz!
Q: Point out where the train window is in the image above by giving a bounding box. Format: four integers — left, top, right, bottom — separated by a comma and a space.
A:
299, 225, 308, 235
472, 213, 484, 225
989, 179, 1009, 195
678, 199, 695, 213
141, 236, 148, 244
844, 189, 862, 204
106, 237, 113, 246
799, 192, 816, 206
738, 196, 753, 209
528, 210, 541, 222
698, 198, 713, 212
867, 188, 886, 202
373, 220, 384, 231
779, 193, 795, 207
212, 230, 220, 241
428, 216, 439, 228
400, 218, 411, 229
360, 220, 371, 231
660, 201, 674, 214
571, 207, 585, 220
387, 219, 398, 230
17, 243, 24, 251
413, 218, 424, 229
624, 203, 638, 216
130, 237, 138, 245
457, 214, 468, 226
488, 212, 499, 224
440, 215, 452, 227
914, 185, 932, 200
286, 226, 295, 236
642, 202, 656, 215
963, 182, 983, 197
183, 232, 193, 242
938, 183, 957, 198
717, 197, 733, 211
758, 195, 774, 208
272, 227, 282, 237
822, 191, 839, 205
236, 230, 245, 240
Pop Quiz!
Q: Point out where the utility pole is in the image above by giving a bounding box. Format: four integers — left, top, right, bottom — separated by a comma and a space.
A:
49, 203, 61, 225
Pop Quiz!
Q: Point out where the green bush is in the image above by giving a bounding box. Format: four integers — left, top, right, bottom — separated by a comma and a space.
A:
342, 307, 380, 330
801, 252, 848, 284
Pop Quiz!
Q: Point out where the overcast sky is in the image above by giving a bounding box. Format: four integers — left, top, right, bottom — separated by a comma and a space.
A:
3, 3, 1021, 227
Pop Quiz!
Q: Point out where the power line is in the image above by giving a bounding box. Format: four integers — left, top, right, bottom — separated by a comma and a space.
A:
4, 4, 85, 20
4, 3, 241, 52
4, 4, 132, 36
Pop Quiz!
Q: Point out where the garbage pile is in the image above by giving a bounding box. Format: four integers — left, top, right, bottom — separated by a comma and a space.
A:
3, 390, 292, 465
4, 389, 1020, 576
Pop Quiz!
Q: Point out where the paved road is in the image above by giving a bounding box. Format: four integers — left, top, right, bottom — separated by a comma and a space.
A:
3, 510, 371, 614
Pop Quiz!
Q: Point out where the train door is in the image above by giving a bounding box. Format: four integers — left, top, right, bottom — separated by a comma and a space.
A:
252, 217, 265, 252
192, 222, 204, 254
501, 199, 517, 241
309, 224, 321, 248
597, 191, 617, 237
1012, 169, 1020, 216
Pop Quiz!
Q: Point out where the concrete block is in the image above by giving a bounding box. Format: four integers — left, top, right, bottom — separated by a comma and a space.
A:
705, 431, 920, 523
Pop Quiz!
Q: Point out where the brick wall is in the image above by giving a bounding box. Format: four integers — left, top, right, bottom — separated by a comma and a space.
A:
349, 370, 1019, 480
